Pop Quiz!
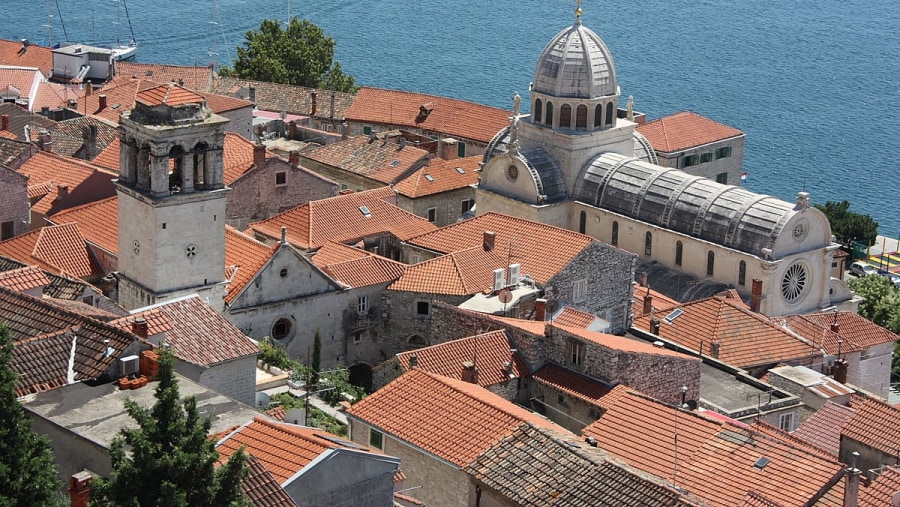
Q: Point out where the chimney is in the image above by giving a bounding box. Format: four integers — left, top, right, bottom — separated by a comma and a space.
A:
248, 86, 256, 104
1, 114, 8, 131
41, 106, 50, 116
650, 318, 661, 335
408, 354, 418, 369
482, 231, 496, 252
288, 120, 297, 140
710, 341, 721, 359
830, 311, 841, 334
131, 317, 148, 338
288, 150, 300, 167
842, 452, 861, 507
639, 271, 648, 287
833, 358, 849, 384
56, 184, 69, 199
39, 131, 53, 152
643, 293, 653, 317
310, 91, 317, 116
341, 122, 349, 141
85, 82, 92, 97
461, 361, 479, 384
69, 471, 92, 507
330, 92, 335, 119
750, 279, 763, 313
254, 142, 266, 169
534, 298, 547, 322
178, 78, 184, 87
280, 226, 287, 245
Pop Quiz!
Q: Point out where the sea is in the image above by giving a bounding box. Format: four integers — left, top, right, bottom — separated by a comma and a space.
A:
3, 0, 899, 236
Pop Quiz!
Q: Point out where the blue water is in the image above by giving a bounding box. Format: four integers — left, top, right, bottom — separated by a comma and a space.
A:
3, 0, 899, 235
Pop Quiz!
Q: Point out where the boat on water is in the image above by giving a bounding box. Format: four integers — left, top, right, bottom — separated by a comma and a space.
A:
104, 0, 138, 61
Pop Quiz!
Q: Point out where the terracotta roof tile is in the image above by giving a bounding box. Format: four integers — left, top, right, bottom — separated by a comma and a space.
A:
632, 286, 682, 319
16, 150, 117, 215
388, 245, 508, 295
50, 115, 118, 157
793, 402, 855, 457
0, 223, 102, 277
223, 227, 277, 304
302, 136, 429, 185
347, 87, 510, 144
0, 39, 53, 76
0, 265, 50, 293
311, 242, 409, 288
113, 62, 214, 92
532, 364, 612, 404
551, 306, 602, 328
0, 67, 42, 104
0, 130, 16, 139
556, 323, 695, 359
50, 197, 119, 254
31, 81, 85, 112
406, 212, 596, 283
786, 311, 899, 354
112, 295, 258, 366
210, 77, 354, 119
736, 491, 788, 507
843, 395, 900, 459
135, 83, 205, 107
859, 467, 900, 506
0, 102, 56, 141
633, 296, 820, 368
239, 454, 298, 507
636, 111, 743, 153
465, 422, 704, 507
392, 330, 528, 387
346, 369, 564, 467
250, 186, 436, 250
393, 155, 480, 198
217, 417, 378, 483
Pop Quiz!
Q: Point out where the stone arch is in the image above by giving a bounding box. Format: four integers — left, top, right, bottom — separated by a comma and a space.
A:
559, 104, 572, 129
534, 98, 543, 123
576, 105, 588, 130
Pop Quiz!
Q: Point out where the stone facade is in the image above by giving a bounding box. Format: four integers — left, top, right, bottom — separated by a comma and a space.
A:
396, 186, 476, 227
654, 134, 746, 186
530, 380, 603, 434
0, 165, 28, 240
853, 342, 893, 398
174, 355, 257, 407
227, 154, 338, 230
216, 106, 254, 141
380, 290, 469, 358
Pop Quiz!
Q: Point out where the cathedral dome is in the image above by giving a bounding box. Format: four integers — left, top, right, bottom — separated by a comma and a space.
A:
532, 17, 618, 99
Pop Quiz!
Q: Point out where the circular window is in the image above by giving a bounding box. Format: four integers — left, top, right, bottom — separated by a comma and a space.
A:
271, 317, 293, 341
507, 164, 519, 180
279, 268, 288, 278
792, 220, 808, 242
781, 262, 809, 303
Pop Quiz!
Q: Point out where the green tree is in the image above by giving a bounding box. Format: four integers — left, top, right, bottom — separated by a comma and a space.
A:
0, 324, 63, 506
849, 274, 900, 332
311, 329, 322, 389
90, 348, 249, 507
223, 17, 358, 93
814, 200, 879, 247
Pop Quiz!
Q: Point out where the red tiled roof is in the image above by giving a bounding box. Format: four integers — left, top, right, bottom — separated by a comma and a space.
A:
347, 87, 510, 144
392, 330, 528, 387
346, 369, 564, 467
551, 306, 601, 328
388, 245, 509, 295
32, 81, 84, 112
843, 395, 900, 459
859, 467, 900, 506
50, 197, 119, 254
318, 253, 406, 288
217, 417, 376, 483
0, 223, 101, 278
632, 285, 682, 319
636, 111, 743, 153
393, 155, 480, 198
113, 62, 214, 92
556, 323, 695, 359
0, 40, 53, 75
112, 296, 258, 366
406, 212, 595, 283
249, 186, 436, 250
239, 454, 298, 507
786, 311, 899, 354
0, 68, 42, 104
532, 364, 611, 404
209, 77, 355, 119
633, 296, 820, 368
302, 136, 429, 185
0, 265, 50, 293
223, 227, 277, 304
793, 402, 855, 457
0, 130, 16, 140
16, 150, 117, 215
136, 83, 205, 107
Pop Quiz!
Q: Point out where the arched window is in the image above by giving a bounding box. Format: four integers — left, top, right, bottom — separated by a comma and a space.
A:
675, 241, 683, 266
644, 232, 653, 256
545, 102, 553, 126
408, 335, 427, 346
611, 221, 619, 246
559, 104, 572, 129
534, 99, 543, 123
579, 211, 587, 234
594, 104, 603, 127
738, 260, 747, 286
707, 251, 715, 276
605, 103, 614, 126
576, 105, 588, 129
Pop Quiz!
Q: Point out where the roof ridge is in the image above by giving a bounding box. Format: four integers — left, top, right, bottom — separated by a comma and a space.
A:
416, 369, 546, 425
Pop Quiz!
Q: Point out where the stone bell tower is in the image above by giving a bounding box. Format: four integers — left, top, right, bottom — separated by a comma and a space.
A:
115, 83, 230, 311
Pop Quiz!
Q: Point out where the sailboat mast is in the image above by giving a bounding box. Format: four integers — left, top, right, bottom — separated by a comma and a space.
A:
122, 0, 136, 44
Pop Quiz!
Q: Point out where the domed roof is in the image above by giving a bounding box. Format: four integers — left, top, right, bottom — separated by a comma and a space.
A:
532, 17, 618, 99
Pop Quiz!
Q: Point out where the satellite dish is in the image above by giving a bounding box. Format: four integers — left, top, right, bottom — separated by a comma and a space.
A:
546, 299, 560, 315
498, 289, 513, 304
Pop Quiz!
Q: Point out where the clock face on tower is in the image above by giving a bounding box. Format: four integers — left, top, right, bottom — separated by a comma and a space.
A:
507, 164, 519, 180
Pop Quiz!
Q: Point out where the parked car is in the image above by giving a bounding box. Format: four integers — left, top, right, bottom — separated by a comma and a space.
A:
849, 261, 878, 277
877, 269, 900, 288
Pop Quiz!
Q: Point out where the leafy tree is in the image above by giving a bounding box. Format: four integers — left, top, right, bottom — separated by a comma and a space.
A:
814, 200, 879, 247
0, 324, 63, 506
257, 337, 291, 370
222, 17, 358, 93
848, 275, 900, 333
90, 348, 249, 507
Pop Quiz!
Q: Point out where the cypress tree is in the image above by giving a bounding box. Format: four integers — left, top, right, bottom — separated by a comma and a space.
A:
0, 323, 62, 506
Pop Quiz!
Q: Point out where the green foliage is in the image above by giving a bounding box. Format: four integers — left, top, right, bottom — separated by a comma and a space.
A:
0, 324, 63, 506
317, 367, 365, 406
814, 200, 879, 246
257, 337, 291, 370
311, 329, 322, 389
849, 275, 900, 333
89, 348, 249, 507
265, 393, 347, 436
227, 17, 358, 93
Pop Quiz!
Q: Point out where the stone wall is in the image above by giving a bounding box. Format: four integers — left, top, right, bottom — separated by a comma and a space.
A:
196, 355, 257, 407
381, 291, 469, 358
396, 186, 475, 227
0, 166, 28, 239
531, 380, 602, 433
857, 342, 893, 399
656, 135, 745, 187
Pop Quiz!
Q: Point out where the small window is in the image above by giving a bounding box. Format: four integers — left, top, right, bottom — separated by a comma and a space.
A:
1, 220, 14, 240
279, 268, 288, 278
416, 301, 430, 317
573, 279, 587, 303
426, 208, 437, 223
545, 102, 553, 126
738, 260, 747, 286
716, 172, 728, 185
340, 183, 349, 190
461, 199, 474, 214
682, 154, 700, 168
82, 295, 94, 306
575, 105, 587, 129
700, 152, 713, 163
363, 126, 372, 135
644, 232, 652, 256
353, 331, 363, 344
778, 412, 794, 432
579, 211, 586, 234
357, 296, 368, 314
707, 251, 715, 276
272, 317, 293, 340
369, 428, 383, 449
716, 146, 733, 159
605, 103, 613, 126
675, 241, 683, 266
275, 171, 287, 186
594, 104, 603, 128
611, 221, 619, 246
557, 394, 568, 407
559, 104, 572, 129
534, 99, 543, 123
457, 142, 466, 158
588, 406, 601, 420
569, 340, 584, 366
